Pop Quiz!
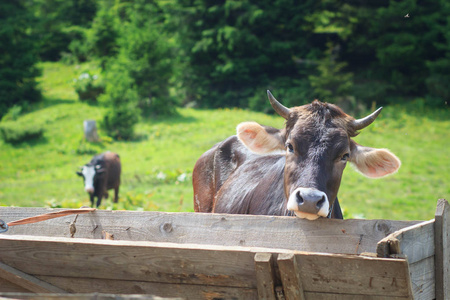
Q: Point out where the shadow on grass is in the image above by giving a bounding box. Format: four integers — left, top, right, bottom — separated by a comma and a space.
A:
9, 136, 49, 149
38, 97, 78, 109
33, 95, 103, 112
141, 113, 198, 125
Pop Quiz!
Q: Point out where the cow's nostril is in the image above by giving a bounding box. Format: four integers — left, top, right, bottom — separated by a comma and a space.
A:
296, 191, 304, 205
316, 196, 326, 209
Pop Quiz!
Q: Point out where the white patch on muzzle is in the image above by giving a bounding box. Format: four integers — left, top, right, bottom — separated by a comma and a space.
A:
287, 188, 330, 220
81, 165, 96, 194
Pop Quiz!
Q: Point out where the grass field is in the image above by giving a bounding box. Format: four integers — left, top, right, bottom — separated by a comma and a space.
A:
0, 62, 449, 221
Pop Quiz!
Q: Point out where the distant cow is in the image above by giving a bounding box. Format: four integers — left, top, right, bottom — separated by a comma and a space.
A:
193, 91, 401, 220
77, 151, 121, 207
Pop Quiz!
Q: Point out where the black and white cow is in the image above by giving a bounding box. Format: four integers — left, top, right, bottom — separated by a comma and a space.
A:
77, 151, 121, 207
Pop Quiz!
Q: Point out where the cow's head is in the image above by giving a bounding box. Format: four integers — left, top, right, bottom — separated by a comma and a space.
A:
237, 91, 401, 220
76, 164, 105, 194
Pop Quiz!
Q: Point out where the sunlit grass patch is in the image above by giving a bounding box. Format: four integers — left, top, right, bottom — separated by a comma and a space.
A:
1, 62, 449, 220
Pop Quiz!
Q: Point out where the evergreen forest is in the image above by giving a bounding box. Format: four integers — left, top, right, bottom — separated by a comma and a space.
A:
2, 0, 449, 138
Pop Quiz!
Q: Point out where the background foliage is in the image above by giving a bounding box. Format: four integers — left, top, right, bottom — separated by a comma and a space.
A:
0, 0, 449, 219
3, 0, 450, 122
0, 1, 41, 119
0, 62, 448, 221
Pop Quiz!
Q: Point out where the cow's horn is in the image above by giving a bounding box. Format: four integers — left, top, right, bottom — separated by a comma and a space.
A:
267, 90, 290, 119
353, 107, 383, 130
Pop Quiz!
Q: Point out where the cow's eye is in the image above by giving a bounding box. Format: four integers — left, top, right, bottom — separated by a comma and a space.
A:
287, 143, 294, 153
341, 153, 350, 161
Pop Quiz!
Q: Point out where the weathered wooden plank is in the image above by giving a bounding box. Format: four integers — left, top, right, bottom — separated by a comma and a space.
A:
376, 219, 434, 263
0, 293, 183, 299
5, 208, 96, 227
295, 253, 413, 298
376, 235, 390, 258
254, 253, 277, 300
303, 292, 410, 299
409, 256, 435, 300
0, 277, 29, 293
0, 207, 420, 254
0, 261, 67, 294
0, 235, 296, 289
36, 276, 258, 300
277, 253, 305, 300
435, 198, 449, 300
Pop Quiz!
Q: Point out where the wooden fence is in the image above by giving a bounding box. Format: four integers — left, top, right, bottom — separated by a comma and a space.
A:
0, 199, 447, 299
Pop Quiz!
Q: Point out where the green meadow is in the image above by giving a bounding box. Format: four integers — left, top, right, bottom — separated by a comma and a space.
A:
0, 62, 449, 221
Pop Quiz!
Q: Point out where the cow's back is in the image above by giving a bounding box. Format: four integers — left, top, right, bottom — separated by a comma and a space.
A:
193, 136, 289, 215
213, 152, 288, 215
103, 152, 121, 189
193, 136, 248, 212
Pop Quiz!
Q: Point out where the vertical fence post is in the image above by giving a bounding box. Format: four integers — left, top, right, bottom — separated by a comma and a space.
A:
435, 199, 449, 300
254, 253, 277, 300
278, 253, 305, 300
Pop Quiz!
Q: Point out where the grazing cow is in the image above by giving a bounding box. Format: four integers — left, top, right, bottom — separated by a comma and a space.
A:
193, 91, 401, 220
76, 151, 121, 207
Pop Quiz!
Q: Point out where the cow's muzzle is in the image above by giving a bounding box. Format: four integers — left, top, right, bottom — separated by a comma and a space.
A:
287, 188, 329, 220
85, 187, 94, 194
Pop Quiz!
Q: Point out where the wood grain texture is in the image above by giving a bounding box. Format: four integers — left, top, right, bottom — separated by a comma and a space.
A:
295, 253, 413, 298
0, 235, 296, 289
0, 207, 437, 299
0, 277, 29, 293
377, 219, 435, 263
0, 234, 420, 299
0, 292, 184, 299
254, 253, 277, 300
0, 207, 420, 255
434, 198, 449, 300
409, 256, 435, 300
278, 253, 305, 300
303, 292, 410, 299
36, 276, 258, 300
0, 261, 67, 294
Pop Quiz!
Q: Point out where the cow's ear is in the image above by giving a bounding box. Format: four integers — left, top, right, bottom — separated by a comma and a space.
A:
237, 122, 284, 154
349, 141, 401, 178
76, 171, 83, 177
95, 164, 105, 173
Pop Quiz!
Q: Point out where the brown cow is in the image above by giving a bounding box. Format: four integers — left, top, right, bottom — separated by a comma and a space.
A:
193, 91, 401, 220
77, 151, 121, 207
